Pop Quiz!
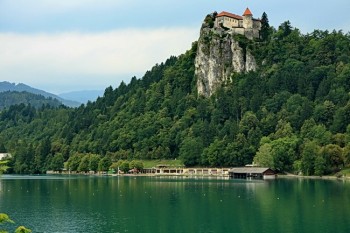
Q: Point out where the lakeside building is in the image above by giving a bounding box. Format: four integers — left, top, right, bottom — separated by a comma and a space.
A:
0, 153, 11, 160
229, 167, 276, 179
48, 165, 276, 180
142, 166, 276, 179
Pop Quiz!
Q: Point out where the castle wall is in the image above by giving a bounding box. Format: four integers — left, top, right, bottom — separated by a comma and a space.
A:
253, 20, 261, 29
231, 28, 245, 36
243, 16, 253, 29
216, 16, 240, 29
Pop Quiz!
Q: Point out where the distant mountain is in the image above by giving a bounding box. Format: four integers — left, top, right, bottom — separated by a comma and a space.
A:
0, 81, 81, 107
58, 90, 104, 104
0, 91, 62, 110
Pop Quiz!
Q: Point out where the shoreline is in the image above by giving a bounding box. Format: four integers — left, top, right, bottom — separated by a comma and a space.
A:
41, 170, 350, 181
3, 173, 350, 182
44, 172, 349, 181
115, 173, 350, 181
278, 173, 350, 181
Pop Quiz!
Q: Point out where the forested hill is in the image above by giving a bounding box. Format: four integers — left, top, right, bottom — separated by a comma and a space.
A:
0, 81, 81, 107
1, 19, 350, 176
0, 91, 62, 110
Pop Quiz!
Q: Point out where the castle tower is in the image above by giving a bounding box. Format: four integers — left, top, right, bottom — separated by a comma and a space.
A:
242, 7, 253, 29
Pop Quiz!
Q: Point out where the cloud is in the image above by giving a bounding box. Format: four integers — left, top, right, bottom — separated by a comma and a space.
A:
0, 27, 198, 93
1, 0, 125, 12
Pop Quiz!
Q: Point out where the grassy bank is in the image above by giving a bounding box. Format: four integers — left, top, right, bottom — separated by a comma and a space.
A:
335, 167, 350, 177
142, 159, 184, 168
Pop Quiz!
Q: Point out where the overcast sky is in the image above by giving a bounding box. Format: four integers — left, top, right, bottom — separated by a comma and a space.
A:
1, 0, 349, 94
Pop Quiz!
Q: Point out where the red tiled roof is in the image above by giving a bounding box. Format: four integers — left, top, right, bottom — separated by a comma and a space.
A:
243, 8, 253, 16
217, 11, 243, 20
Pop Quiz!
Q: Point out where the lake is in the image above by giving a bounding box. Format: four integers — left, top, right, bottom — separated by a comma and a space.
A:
0, 175, 349, 233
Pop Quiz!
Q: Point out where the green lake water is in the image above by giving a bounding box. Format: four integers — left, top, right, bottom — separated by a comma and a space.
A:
0, 175, 349, 233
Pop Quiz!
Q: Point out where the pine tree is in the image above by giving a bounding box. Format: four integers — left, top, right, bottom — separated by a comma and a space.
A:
260, 12, 270, 41
0, 142, 6, 153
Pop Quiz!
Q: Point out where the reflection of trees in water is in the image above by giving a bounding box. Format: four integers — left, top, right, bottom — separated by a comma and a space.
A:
0, 179, 3, 195
0, 161, 8, 195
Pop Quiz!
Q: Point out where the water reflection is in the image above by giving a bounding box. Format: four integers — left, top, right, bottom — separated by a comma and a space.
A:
0, 175, 349, 233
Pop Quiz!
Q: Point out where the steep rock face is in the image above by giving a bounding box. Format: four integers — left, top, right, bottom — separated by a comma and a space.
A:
195, 26, 257, 97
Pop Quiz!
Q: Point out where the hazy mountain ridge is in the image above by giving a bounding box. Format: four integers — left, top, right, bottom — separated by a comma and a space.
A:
0, 91, 62, 110
58, 90, 104, 104
0, 81, 81, 107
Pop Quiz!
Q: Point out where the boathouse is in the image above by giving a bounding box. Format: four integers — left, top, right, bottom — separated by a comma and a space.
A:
229, 167, 276, 179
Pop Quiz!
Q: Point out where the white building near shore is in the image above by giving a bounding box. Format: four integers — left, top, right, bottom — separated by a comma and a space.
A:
0, 153, 11, 160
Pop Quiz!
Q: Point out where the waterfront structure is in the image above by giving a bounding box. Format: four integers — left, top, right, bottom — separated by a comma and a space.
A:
141, 166, 230, 176
142, 166, 276, 178
229, 167, 276, 179
0, 153, 11, 160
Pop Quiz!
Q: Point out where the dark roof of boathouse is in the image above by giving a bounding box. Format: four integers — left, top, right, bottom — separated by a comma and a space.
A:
229, 167, 274, 174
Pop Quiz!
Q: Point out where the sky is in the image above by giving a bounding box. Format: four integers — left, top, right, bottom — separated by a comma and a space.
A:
0, 0, 349, 94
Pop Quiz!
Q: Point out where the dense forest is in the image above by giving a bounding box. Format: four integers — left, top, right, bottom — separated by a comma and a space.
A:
1, 18, 350, 176
0, 91, 62, 110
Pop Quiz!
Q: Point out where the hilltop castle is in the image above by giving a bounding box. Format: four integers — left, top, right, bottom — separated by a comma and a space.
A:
214, 8, 261, 39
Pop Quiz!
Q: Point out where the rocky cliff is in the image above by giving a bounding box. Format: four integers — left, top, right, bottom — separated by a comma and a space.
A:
195, 16, 258, 97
